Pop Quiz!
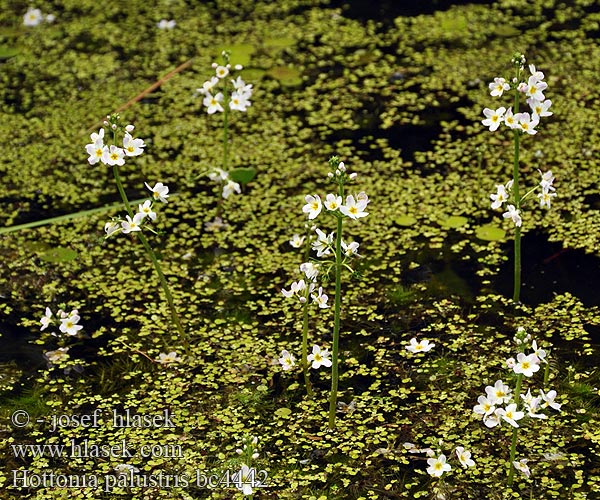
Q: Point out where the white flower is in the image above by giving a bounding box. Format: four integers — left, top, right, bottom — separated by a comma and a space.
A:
203, 92, 224, 114
485, 380, 512, 404
300, 262, 319, 281
40, 307, 53, 331
235, 464, 254, 496
496, 403, 525, 427
59, 313, 83, 336
198, 77, 219, 95
324, 193, 342, 211
307, 345, 332, 369
427, 454, 451, 477
216, 65, 229, 79
157, 351, 182, 364
539, 169, 556, 191
539, 389, 561, 411
208, 168, 229, 182
312, 228, 333, 257
521, 389, 547, 419
231, 76, 253, 94
138, 200, 156, 221
524, 75, 547, 101
489, 77, 510, 97
278, 350, 296, 371
513, 352, 540, 377
513, 459, 531, 478
123, 133, 146, 157
302, 194, 322, 220
157, 19, 176, 29
222, 180, 241, 199
504, 107, 518, 129
340, 195, 369, 220
102, 145, 126, 166
473, 395, 496, 417
405, 338, 434, 353
482, 106, 506, 131
24, 8, 43, 26
537, 189, 556, 209
514, 112, 539, 135
490, 183, 510, 209
341, 240, 360, 257
229, 91, 251, 112
121, 213, 145, 234
505, 357, 516, 369
311, 287, 329, 308
145, 182, 170, 203
503, 204, 522, 227
527, 98, 552, 119
85, 129, 106, 165
104, 221, 121, 237
356, 191, 369, 205
281, 280, 309, 302
530, 340, 547, 363
529, 64, 545, 82
455, 447, 475, 468
483, 412, 501, 428
289, 234, 306, 248
45, 347, 70, 364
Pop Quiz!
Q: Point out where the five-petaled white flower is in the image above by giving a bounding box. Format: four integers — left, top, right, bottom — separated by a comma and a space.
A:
45, 347, 70, 364
215, 65, 229, 79
203, 92, 224, 114
145, 182, 170, 203
121, 213, 144, 234
427, 454, 451, 477
123, 133, 146, 156
490, 182, 511, 209
496, 403, 525, 427
340, 194, 369, 220
455, 447, 475, 468
157, 351, 182, 364
524, 75, 547, 101
278, 350, 296, 371
482, 106, 506, 132
405, 338, 434, 353
24, 8, 43, 26
303, 194, 323, 220
513, 352, 540, 377
539, 170, 556, 191
538, 189, 556, 208
102, 145, 126, 166
229, 91, 251, 112
40, 307, 53, 331
235, 464, 254, 496
59, 313, 83, 336
311, 287, 329, 308
281, 279, 310, 302
289, 234, 306, 248
138, 200, 156, 221
503, 204, 522, 227
485, 380, 512, 404
312, 228, 333, 257
105, 221, 121, 237
222, 180, 241, 199
527, 98, 552, 119
515, 112, 539, 135
324, 193, 343, 211
157, 19, 176, 29
300, 262, 319, 281
530, 340, 547, 363
473, 395, 496, 417
513, 459, 531, 478
540, 389, 561, 411
489, 77, 510, 97
307, 345, 332, 369
341, 240, 360, 257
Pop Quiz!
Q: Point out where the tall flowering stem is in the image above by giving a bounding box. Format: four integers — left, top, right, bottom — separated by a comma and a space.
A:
301, 283, 314, 397
483, 53, 555, 303
328, 184, 344, 429
86, 114, 188, 353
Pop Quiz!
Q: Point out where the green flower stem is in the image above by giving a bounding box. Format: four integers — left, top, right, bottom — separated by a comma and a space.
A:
112, 165, 188, 350
507, 373, 524, 487
543, 361, 550, 387
301, 286, 313, 397
512, 87, 522, 303
223, 92, 230, 171
328, 182, 345, 429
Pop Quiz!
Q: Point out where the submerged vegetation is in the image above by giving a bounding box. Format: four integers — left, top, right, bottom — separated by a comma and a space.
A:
1, 0, 599, 498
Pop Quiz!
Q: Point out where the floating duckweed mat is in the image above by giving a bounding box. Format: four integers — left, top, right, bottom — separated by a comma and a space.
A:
1, 0, 599, 498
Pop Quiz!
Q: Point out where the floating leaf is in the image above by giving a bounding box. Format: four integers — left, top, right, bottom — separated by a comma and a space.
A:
229, 167, 256, 185
241, 68, 265, 81
263, 36, 296, 54
475, 224, 506, 242
274, 408, 292, 418
266, 66, 302, 87
215, 44, 256, 67
439, 216, 468, 229
39, 247, 78, 263
394, 215, 417, 227
0, 46, 18, 59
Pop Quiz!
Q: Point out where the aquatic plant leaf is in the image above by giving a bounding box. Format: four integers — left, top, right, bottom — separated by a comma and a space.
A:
39, 246, 78, 263
266, 66, 302, 87
229, 167, 256, 185
0, 46, 18, 59
215, 44, 256, 66
475, 224, 506, 241
439, 216, 468, 228
275, 408, 292, 418
394, 215, 417, 227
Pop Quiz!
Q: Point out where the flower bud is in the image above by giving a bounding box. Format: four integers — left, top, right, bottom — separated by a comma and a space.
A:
235, 64, 243, 70
211, 62, 218, 68
125, 124, 135, 132
349, 172, 357, 180
111, 124, 117, 130
327, 172, 334, 178
335, 169, 340, 176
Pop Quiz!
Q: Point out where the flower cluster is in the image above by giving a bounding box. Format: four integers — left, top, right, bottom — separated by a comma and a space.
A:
282, 262, 328, 308
482, 58, 551, 135
40, 307, 83, 337
197, 55, 253, 115
490, 169, 556, 227
472, 327, 561, 478
23, 7, 55, 26
233, 436, 260, 496
103, 182, 169, 238
85, 116, 146, 167
404, 442, 476, 478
